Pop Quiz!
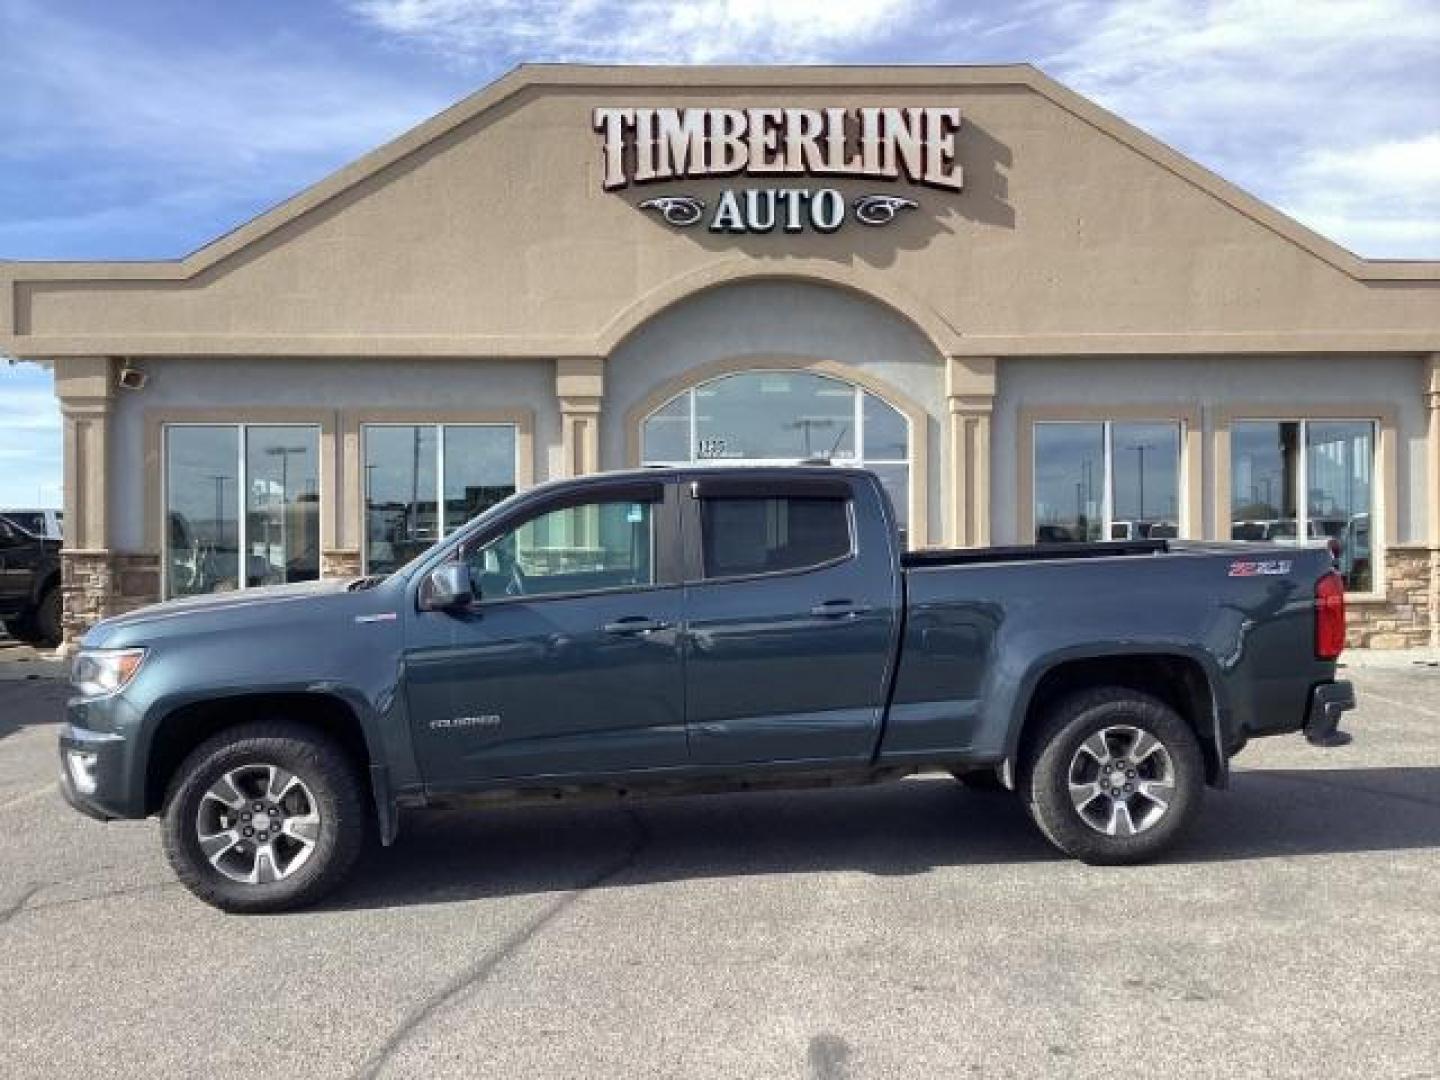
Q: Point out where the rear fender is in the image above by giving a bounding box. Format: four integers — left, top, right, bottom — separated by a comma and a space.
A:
999, 643, 1232, 788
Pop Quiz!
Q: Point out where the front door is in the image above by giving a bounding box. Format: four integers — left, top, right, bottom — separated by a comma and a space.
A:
404, 482, 687, 787
681, 475, 902, 766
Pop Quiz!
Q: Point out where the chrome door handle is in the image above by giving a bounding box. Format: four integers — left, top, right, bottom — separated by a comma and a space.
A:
809, 600, 872, 618
602, 617, 671, 635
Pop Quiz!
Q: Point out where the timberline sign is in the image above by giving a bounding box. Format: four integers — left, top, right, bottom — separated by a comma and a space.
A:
593, 106, 963, 234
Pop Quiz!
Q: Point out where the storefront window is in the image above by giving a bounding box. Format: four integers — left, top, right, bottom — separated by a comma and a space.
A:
1230, 420, 1374, 590
165, 424, 319, 598
640, 371, 911, 538
1033, 420, 1182, 543
364, 423, 516, 574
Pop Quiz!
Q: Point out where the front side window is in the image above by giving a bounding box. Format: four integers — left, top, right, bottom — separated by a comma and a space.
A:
164, 424, 319, 597
640, 371, 911, 539
1230, 419, 1375, 590
701, 497, 852, 579
364, 423, 516, 574
1033, 421, 1182, 543
466, 499, 655, 599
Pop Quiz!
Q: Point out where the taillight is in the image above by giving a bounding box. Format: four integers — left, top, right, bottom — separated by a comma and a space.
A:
1315, 571, 1346, 660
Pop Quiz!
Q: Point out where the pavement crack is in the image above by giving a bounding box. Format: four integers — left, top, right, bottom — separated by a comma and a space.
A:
350, 808, 651, 1080
17, 880, 181, 916
0, 884, 44, 928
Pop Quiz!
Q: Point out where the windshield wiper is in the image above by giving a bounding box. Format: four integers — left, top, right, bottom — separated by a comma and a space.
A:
347, 574, 387, 592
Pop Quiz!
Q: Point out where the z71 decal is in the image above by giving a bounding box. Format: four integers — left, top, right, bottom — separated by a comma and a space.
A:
1228, 559, 1292, 578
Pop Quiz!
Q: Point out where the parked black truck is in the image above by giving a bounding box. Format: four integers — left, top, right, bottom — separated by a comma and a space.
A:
59, 467, 1354, 912
0, 512, 61, 646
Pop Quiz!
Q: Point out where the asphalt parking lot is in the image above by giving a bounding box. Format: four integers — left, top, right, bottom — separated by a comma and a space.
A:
1, 663, 1437, 1079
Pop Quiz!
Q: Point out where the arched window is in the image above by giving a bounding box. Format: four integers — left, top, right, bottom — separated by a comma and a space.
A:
640, 370, 911, 533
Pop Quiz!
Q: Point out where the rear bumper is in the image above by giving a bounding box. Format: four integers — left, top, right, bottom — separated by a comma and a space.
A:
1304, 680, 1355, 745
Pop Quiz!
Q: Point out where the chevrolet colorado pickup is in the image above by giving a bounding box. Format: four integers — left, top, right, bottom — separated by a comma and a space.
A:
59, 467, 1355, 912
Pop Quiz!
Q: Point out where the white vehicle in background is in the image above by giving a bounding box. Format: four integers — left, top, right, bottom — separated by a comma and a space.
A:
0, 508, 62, 541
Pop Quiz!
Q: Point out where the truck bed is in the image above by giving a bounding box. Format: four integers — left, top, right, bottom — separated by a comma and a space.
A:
901, 539, 1168, 568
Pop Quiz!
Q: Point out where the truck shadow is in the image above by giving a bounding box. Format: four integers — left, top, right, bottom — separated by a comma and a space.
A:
327, 766, 1440, 912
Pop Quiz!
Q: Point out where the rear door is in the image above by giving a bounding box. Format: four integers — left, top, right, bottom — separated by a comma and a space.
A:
403, 479, 688, 786
680, 473, 902, 766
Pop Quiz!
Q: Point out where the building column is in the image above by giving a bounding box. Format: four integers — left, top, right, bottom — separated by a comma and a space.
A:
54, 357, 116, 647
946, 356, 996, 548
1427, 354, 1440, 648
556, 356, 604, 477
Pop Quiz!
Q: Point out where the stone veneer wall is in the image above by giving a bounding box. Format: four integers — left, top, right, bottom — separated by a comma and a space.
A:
60, 551, 161, 644
1346, 546, 1436, 649
320, 549, 363, 578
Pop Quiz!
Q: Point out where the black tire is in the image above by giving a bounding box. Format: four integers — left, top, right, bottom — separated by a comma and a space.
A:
31, 586, 61, 647
949, 767, 1006, 792
1020, 687, 1204, 865
162, 721, 367, 913
3, 616, 31, 641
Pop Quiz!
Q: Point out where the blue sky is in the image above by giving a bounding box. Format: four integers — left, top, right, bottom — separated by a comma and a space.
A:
2, 0, 1438, 507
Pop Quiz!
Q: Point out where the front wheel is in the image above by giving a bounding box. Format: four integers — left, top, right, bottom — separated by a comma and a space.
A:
162, 722, 367, 913
1020, 687, 1204, 865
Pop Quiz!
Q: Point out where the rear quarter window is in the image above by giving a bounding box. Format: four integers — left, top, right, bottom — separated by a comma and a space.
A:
700, 497, 851, 579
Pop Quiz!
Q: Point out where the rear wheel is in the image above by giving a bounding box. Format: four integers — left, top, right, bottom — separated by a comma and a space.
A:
1020, 687, 1204, 864
162, 721, 366, 913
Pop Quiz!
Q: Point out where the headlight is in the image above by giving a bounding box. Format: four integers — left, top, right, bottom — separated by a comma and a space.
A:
71, 648, 147, 697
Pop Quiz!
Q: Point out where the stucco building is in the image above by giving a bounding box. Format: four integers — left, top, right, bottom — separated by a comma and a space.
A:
1, 65, 1436, 647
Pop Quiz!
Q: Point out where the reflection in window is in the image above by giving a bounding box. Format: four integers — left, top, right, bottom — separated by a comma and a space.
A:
246, 427, 319, 590
165, 425, 318, 598
1231, 420, 1374, 590
364, 424, 517, 574
1033, 421, 1181, 543
468, 500, 654, 599
701, 497, 852, 578
640, 371, 910, 539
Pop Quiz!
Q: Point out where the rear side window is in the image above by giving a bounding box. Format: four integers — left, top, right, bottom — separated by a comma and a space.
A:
701, 497, 851, 579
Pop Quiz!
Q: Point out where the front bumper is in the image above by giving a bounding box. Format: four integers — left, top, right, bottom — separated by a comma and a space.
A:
57, 718, 143, 821
1304, 680, 1355, 746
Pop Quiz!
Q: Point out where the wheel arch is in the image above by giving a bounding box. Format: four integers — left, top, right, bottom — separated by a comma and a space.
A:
142, 690, 397, 842
1005, 647, 1230, 787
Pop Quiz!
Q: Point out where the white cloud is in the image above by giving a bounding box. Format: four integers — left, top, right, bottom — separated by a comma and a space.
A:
1039, 0, 1440, 256
1, 3, 447, 177
345, 0, 927, 64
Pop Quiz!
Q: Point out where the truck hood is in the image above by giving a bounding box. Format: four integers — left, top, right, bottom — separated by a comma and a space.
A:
82, 577, 387, 647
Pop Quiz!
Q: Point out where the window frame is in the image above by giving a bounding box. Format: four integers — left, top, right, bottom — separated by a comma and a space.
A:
1025, 415, 1191, 544
160, 421, 323, 599
1221, 412, 1386, 597
685, 490, 858, 586
449, 480, 681, 608
360, 420, 520, 575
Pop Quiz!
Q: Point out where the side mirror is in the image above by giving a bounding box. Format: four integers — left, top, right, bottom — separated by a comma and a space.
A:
421, 563, 474, 611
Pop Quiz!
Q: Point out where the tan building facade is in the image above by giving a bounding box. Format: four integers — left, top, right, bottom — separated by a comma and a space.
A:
1, 65, 1437, 647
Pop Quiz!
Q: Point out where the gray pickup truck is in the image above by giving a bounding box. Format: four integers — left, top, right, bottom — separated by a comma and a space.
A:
60, 467, 1354, 912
